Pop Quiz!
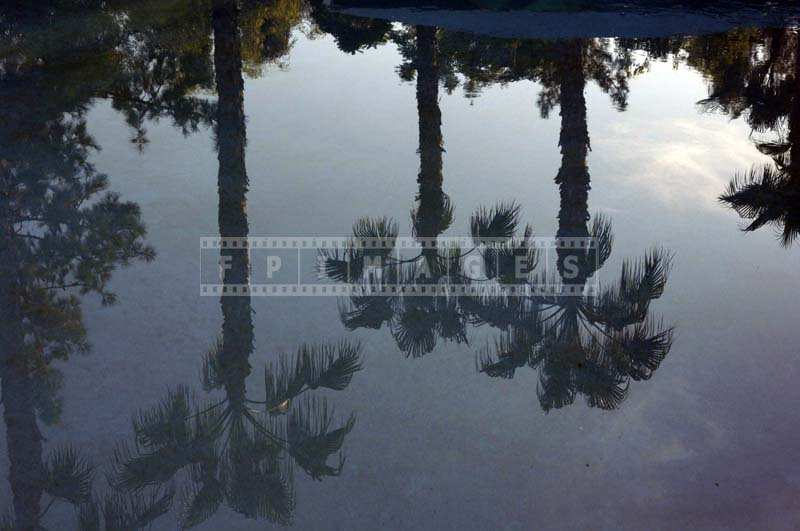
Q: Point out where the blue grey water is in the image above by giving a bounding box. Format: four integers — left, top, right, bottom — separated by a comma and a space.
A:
2, 2, 800, 529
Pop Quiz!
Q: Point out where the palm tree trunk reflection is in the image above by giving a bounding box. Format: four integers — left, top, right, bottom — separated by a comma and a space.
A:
555, 39, 591, 288
413, 26, 451, 274
213, 0, 254, 405
317, 29, 674, 411
111, 7, 362, 527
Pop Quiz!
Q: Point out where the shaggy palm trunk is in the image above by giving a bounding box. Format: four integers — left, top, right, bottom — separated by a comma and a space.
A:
551, 38, 592, 364
416, 26, 443, 193
213, 0, 253, 405
414, 26, 446, 275
555, 40, 591, 292
538, 40, 594, 413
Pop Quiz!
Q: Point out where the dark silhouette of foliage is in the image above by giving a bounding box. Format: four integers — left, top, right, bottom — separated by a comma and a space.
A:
108, 4, 363, 528
716, 29, 800, 246
0, 5, 154, 527
320, 32, 673, 412
308, 0, 392, 54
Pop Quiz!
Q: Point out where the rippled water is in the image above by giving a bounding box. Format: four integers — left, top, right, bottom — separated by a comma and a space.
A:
2, 1, 800, 529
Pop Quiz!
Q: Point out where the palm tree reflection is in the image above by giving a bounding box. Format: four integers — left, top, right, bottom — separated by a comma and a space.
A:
718, 29, 800, 246
324, 26, 474, 358
396, 26, 465, 357
109, 2, 362, 528
322, 31, 674, 412
476, 39, 673, 412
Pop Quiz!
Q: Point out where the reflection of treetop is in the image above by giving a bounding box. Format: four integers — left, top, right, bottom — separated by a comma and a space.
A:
321, 203, 673, 411
110, 340, 363, 528
0, 0, 350, 152
1, 4, 157, 528
394, 29, 645, 107
0, 2, 371, 528
711, 29, 800, 247
319, 24, 674, 413
1, 3, 796, 526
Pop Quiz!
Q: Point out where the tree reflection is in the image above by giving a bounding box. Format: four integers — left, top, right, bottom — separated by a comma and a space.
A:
715, 29, 800, 246
15, 1, 800, 524
0, 2, 366, 527
107, 2, 362, 528
108, 0, 218, 152
320, 28, 673, 412
322, 26, 474, 358
616, 27, 800, 247
475, 39, 672, 412
0, 7, 154, 527
307, 0, 392, 54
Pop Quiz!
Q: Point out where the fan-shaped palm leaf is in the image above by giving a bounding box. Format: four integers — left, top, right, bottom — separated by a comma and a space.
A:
476, 330, 534, 379
264, 341, 364, 408
264, 353, 305, 411
115, 398, 221, 491
113, 443, 191, 491
720, 164, 800, 246
482, 225, 539, 283
351, 217, 399, 268
353, 216, 399, 244
721, 164, 787, 229
537, 358, 577, 413
574, 359, 629, 410
132, 385, 193, 449
101, 488, 174, 530
288, 397, 356, 480
584, 248, 671, 329
42, 445, 94, 506
434, 296, 469, 344
200, 337, 224, 391
224, 447, 294, 525
470, 201, 521, 244
587, 213, 614, 273
619, 248, 671, 305
606, 318, 674, 381
298, 341, 363, 391
179, 465, 226, 529
338, 295, 396, 330
390, 304, 438, 358
319, 246, 365, 283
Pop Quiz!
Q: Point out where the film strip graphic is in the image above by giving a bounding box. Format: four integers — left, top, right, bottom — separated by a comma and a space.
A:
200, 236, 600, 297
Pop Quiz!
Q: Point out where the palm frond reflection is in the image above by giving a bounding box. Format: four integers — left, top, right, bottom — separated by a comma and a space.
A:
319, 29, 675, 413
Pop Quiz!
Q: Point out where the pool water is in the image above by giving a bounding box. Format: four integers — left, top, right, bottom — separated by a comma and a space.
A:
2, 1, 800, 529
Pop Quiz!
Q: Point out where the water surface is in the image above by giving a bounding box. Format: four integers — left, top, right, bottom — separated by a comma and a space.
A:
2, 1, 800, 529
